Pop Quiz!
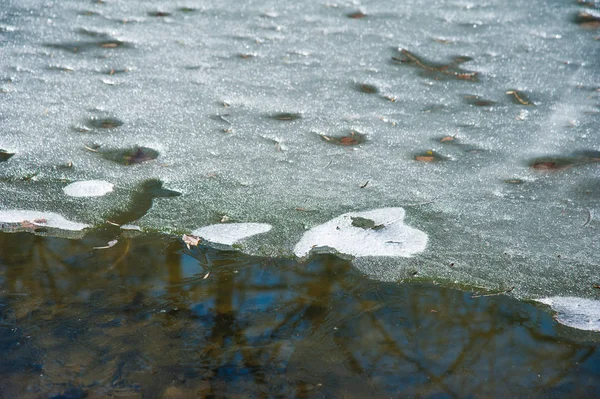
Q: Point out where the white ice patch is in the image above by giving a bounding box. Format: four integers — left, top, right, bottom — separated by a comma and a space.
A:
536, 297, 600, 332
120, 224, 142, 231
191, 223, 272, 246
63, 180, 114, 197
0, 210, 89, 231
294, 207, 428, 258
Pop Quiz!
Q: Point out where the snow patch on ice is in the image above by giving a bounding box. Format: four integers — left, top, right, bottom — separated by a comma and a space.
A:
294, 207, 428, 258
0, 210, 89, 231
191, 223, 272, 246
536, 297, 600, 332
63, 180, 114, 197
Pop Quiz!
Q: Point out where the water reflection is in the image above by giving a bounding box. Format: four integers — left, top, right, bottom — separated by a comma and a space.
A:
0, 232, 598, 398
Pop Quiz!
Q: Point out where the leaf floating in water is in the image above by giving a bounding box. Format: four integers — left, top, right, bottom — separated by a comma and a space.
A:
0, 150, 15, 162
319, 131, 366, 146
393, 49, 479, 81
101, 146, 159, 165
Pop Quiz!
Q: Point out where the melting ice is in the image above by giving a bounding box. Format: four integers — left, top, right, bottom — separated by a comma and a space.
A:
294, 208, 427, 258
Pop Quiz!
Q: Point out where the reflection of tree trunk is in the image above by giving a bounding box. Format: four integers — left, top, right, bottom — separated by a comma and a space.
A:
166, 240, 185, 307
1, 233, 36, 293
204, 263, 268, 398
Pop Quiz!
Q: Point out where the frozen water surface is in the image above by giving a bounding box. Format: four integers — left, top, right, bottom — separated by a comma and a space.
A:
1, 0, 599, 327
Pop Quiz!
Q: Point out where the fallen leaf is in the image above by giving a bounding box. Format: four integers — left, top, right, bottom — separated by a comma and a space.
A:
20, 220, 37, 229
347, 11, 366, 19
415, 155, 435, 162
182, 234, 201, 249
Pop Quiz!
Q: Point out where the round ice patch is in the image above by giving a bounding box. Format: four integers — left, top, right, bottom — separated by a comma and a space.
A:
63, 180, 114, 197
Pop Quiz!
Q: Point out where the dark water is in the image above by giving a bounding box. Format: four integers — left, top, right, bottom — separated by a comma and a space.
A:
0, 232, 599, 399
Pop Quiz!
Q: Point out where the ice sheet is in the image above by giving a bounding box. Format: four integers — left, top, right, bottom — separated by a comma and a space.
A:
1, 0, 599, 318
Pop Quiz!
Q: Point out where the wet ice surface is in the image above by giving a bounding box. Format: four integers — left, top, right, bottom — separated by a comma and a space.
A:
1, 0, 599, 326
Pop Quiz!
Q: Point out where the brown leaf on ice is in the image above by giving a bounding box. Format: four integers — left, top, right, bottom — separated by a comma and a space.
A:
183, 234, 201, 249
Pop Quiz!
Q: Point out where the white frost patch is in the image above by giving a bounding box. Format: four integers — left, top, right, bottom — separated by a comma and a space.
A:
0, 210, 89, 231
536, 297, 600, 332
191, 223, 272, 246
294, 207, 428, 258
63, 180, 114, 197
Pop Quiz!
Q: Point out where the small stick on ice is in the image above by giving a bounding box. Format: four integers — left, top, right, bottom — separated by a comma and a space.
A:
471, 286, 514, 298
83, 144, 99, 153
